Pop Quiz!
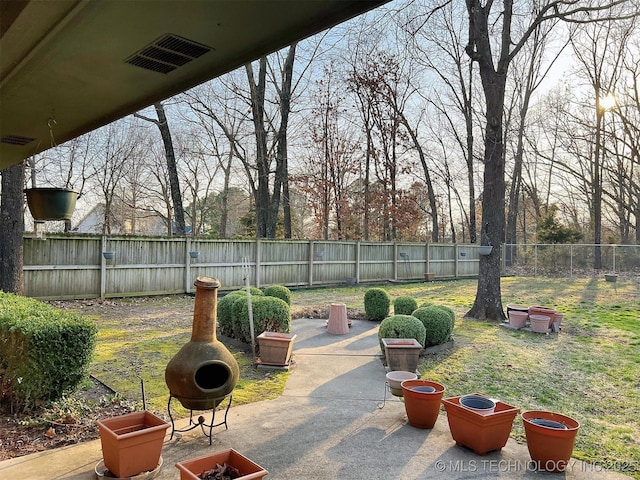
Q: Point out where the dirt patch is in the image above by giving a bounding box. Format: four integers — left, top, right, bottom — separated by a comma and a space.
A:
0, 376, 135, 461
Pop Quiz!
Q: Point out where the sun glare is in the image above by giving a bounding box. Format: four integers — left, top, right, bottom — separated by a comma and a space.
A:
599, 92, 617, 110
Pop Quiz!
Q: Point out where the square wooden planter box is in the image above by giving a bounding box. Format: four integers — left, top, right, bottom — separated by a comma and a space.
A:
96, 410, 169, 478
176, 448, 268, 480
257, 332, 297, 366
382, 338, 422, 372
442, 395, 520, 455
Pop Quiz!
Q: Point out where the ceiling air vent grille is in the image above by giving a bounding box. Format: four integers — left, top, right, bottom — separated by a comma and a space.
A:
1, 135, 36, 146
125, 34, 212, 74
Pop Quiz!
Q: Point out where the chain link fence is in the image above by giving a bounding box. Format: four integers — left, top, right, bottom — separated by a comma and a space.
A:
503, 244, 640, 278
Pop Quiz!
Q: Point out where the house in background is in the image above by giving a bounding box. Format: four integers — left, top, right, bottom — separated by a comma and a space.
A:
73, 203, 175, 236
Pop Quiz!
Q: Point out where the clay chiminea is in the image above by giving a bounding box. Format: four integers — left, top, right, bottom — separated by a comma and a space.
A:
165, 277, 239, 410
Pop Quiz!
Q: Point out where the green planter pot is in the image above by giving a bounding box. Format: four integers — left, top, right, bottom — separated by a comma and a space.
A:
24, 188, 78, 220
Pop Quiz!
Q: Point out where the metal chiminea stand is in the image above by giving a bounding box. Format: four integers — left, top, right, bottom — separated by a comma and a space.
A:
167, 395, 232, 445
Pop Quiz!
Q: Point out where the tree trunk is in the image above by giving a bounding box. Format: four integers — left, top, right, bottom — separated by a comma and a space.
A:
464, 0, 509, 321
465, 63, 477, 244
275, 43, 296, 239
246, 58, 271, 238
0, 162, 25, 295
154, 102, 186, 236
593, 103, 604, 269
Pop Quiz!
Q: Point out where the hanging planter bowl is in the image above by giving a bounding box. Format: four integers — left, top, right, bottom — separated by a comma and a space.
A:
24, 188, 78, 220
478, 245, 493, 255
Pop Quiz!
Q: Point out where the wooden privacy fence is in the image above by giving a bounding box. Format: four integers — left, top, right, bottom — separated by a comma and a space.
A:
22, 236, 485, 300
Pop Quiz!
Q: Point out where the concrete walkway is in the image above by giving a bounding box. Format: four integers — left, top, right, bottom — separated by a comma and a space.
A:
0, 318, 631, 479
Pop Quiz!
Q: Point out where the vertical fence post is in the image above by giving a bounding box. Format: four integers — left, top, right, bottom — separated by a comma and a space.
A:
185, 237, 191, 293
570, 245, 573, 278
308, 241, 314, 287
454, 244, 459, 278
534, 245, 538, 277
355, 241, 361, 283
393, 242, 399, 281
425, 242, 430, 278
100, 235, 106, 300
255, 238, 262, 288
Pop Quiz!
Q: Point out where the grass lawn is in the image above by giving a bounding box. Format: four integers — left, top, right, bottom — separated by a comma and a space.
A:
89, 276, 639, 477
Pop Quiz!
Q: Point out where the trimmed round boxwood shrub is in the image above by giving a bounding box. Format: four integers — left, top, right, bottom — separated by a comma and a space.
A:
0, 292, 97, 410
231, 295, 291, 343
217, 290, 250, 336
263, 285, 292, 305
434, 305, 455, 325
411, 306, 454, 347
364, 288, 391, 321
218, 289, 263, 335
394, 296, 418, 315
378, 314, 426, 354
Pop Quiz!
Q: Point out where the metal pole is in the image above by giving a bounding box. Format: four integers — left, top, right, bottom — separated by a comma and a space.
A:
612, 245, 616, 273
243, 257, 257, 363
570, 244, 573, 278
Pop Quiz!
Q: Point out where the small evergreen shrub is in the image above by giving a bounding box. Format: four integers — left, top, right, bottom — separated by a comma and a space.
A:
231, 295, 291, 343
378, 314, 426, 353
217, 290, 249, 336
364, 288, 391, 321
0, 292, 97, 410
263, 285, 292, 305
394, 296, 418, 315
434, 305, 455, 325
420, 300, 434, 308
412, 306, 454, 347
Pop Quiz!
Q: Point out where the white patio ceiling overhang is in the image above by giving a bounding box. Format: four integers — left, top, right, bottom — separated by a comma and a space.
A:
0, 0, 388, 170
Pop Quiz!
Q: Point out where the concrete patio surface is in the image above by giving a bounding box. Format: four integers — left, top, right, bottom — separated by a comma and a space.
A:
0, 318, 632, 480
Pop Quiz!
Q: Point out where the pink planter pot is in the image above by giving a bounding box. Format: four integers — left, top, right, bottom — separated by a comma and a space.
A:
508, 311, 528, 329
529, 306, 556, 328
529, 315, 551, 333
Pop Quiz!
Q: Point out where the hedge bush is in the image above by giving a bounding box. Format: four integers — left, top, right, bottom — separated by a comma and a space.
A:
230, 295, 291, 343
434, 305, 455, 325
393, 296, 418, 315
217, 290, 252, 336
364, 288, 391, 321
378, 314, 426, 353
263, 285, 292, 305
411, 306, 454, 347
0, 292, 97, 410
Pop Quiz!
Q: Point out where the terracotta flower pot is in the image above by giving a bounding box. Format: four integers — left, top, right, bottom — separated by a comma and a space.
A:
401, 379, 445, 429
529, 314, 551, 333
508, 310, 527, 329
176, 448, 268, 480
552, 312, 563, 330
382, 338, 422, 373
442, 395, 520, 455
257, 332, 297, 366
529, 306, 556, 328
522, 410, 580, 472
96, 410, 169, 478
